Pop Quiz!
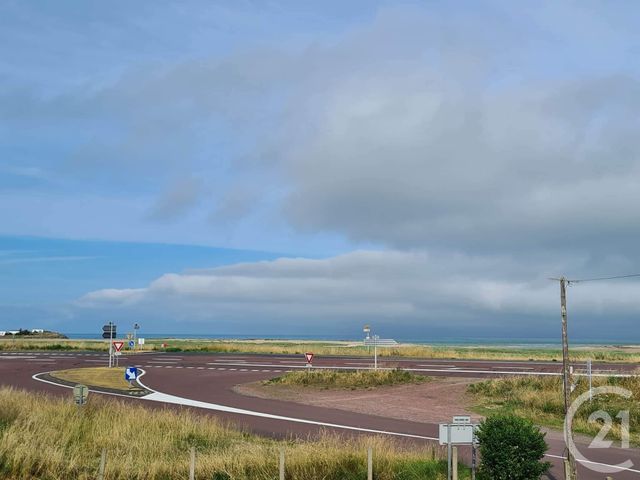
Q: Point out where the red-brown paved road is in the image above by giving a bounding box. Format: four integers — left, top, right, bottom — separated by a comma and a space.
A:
1, 351, 639, 479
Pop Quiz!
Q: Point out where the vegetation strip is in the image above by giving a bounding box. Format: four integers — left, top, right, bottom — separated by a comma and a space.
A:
468, 375, 640, 444
266, 369, 429, 390
0, 388, 466, 480
2, 337, 640, 363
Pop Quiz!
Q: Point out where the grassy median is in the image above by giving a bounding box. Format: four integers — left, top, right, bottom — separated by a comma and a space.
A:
266, 369, 429, 390
0, 388, 461, 480
468, 375, 640, 444
49, 367, 135, 390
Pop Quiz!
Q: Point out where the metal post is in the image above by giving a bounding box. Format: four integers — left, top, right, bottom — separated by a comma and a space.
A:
452, 446, 458, 480
108, 322, 113, 368
189, 446, 195, 480
279, 448, 285, 480
367, 447, 373, 480
374, 340, 378, 370
447, 424, 452, 480
559, 277, 577, 480
97, 449, 106, 480
587, 358, 592, 402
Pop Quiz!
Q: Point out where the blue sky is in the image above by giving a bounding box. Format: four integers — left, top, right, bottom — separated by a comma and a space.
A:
2, 1, 640, 340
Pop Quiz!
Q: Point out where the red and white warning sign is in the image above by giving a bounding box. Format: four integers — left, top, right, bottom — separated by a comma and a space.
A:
305, 352, 314, 364
113, 341, 124, 352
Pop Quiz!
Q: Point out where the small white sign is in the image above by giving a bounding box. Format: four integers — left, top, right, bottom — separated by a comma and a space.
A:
453, 415, 472, 424
439, 424, 475, 445
138, 338, 145, 345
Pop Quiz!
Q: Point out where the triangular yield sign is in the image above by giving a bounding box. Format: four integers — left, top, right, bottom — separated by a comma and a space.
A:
113, 341, 124, 352
305, 352, 314, 364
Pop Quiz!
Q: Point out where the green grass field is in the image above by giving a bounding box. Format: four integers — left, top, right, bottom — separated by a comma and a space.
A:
468, 375, 640, 444
266, 369, 429, 390
0, 388, 464, 480
2, 337, 640, 363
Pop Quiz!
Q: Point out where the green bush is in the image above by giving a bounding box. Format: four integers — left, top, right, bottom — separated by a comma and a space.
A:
475, 414, 551, 480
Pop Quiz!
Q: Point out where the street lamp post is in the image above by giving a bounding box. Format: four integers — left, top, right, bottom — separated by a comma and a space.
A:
133, 323, 140, 350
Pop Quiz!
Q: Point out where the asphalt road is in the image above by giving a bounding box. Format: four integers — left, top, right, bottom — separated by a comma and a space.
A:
1, 350, 638, 479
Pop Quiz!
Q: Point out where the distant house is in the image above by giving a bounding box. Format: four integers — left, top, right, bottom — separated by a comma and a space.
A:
31, 329, 44, 334
8, 330, 19, 335
0, 331, 5, 336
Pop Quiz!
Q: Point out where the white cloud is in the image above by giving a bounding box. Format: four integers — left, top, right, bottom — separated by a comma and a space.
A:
78, 250, 640, 334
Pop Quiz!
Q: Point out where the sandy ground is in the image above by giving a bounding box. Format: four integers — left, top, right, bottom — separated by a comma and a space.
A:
235, 377, 484, 424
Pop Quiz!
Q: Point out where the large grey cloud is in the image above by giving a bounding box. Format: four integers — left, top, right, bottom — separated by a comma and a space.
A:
78, 250, 640, 337
4, 3, 640, 257
5, 2, 640, 335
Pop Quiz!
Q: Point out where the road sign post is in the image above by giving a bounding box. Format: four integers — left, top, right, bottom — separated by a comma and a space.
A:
112, 341, 124, 367
73, 384, 89, 406
363, 335, 397, 370
103, 323, 116, 368
133, 323, 140, 351
439, 416, 477, 480
125, 367, 138, 385
305, 352, 314, 370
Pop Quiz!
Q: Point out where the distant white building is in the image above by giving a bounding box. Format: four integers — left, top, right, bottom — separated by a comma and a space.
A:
31, 329, 44, 334
0, 331, 5, 336
8, 330, 19, 335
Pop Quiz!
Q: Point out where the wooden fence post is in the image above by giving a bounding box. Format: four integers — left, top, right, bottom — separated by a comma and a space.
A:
279, 448, 285, 480
189, 446, 196, 480
452, 446, 458, 480
97, 449, 106, 480
367, 447, 373, 480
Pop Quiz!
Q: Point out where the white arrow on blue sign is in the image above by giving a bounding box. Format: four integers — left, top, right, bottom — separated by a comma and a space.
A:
128, 340, 135, 348
125, 367, 138, 381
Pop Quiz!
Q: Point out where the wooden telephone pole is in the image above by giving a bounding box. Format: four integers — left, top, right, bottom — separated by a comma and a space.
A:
557, 277, 578, 480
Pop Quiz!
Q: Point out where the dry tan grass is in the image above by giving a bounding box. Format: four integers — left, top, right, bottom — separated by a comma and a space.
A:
0, 388, 458, 480
50, 367, 135, 390
469, 375, 640, 444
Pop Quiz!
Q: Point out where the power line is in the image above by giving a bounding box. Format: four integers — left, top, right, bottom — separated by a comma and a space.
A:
568, 273, 640, 284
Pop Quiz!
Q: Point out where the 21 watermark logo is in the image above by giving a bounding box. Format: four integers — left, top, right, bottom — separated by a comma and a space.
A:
565, 386, 633, 474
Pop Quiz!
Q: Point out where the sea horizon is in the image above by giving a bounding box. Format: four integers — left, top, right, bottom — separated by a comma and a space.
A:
61, 332, 639, 348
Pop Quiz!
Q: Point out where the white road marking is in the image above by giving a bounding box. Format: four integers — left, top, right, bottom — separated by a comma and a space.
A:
204, 362, 635, 378
490, 366, 534, 370
545, 454, 640, 473
418, 364, 456, 368
0, 356, 37, 359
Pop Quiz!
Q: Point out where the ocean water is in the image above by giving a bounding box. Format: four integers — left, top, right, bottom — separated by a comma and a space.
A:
62, 333, 634, 348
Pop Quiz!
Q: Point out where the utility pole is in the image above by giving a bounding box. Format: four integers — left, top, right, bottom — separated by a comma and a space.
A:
558, 277, 577, 480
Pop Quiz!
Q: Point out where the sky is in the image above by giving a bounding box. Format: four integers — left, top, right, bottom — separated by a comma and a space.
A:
2, 1, 640, 340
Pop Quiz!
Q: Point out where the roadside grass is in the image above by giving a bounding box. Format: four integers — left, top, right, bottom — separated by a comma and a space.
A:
49, 367, 135, 390
468, 375, 640, 444
2, 337, 640, 362
0, 387, 463, 480
266, 369, 429, 390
